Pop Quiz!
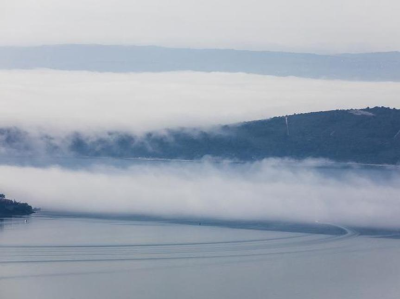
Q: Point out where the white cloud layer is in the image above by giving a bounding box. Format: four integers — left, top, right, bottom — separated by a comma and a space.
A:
1, 0, 400, 53
1, 70, 400, 134
1, 159, 399, 228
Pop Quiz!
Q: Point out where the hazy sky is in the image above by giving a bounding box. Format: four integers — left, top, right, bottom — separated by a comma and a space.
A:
1, 0, 400, 53
0, 70, 399, 133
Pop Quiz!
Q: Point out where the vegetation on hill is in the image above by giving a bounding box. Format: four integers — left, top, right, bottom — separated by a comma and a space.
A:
68, 107, 400, 165
0, 107, 399, 165
0, 194, 34, 216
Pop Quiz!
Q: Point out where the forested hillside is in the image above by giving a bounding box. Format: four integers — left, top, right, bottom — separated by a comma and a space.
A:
1, 107, 399, 164
68, 107, 400, 164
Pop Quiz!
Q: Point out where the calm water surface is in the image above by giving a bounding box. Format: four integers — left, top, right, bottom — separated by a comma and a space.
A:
1, 213, 400, 299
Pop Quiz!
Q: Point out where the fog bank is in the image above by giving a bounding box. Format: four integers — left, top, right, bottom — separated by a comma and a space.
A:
1, 70, 400, 134
1, 159, 399, 229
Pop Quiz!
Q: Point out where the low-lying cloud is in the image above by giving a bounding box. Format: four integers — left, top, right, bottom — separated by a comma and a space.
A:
1, 70, 400, 134
1, 159, 399, 229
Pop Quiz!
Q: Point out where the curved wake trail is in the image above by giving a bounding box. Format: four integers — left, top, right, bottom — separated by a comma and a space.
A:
0, 217, 360, 268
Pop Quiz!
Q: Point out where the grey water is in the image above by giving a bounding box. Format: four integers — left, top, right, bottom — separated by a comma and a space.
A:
1, 214, 400, 299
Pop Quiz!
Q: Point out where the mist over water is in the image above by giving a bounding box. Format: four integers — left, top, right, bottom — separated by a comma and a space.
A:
1, 66, 400, 299
2, 1, 400, 298
1, 70, 399, 230
1, 158, 399, 229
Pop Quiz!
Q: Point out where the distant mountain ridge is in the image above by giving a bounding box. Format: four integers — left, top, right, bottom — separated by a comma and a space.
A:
1, 107, 399, 165
1, 45, 400, 81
